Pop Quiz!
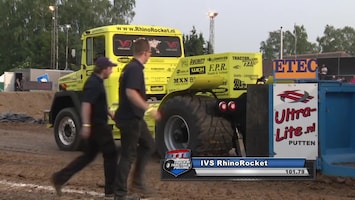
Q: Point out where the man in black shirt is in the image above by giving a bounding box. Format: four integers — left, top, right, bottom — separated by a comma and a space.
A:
114, 39, 161, 200
51, 57, 118, 198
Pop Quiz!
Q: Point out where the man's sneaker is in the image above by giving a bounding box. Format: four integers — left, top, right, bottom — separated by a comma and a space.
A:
130, 183, 156, 197
50, 174, 62, 196
114, 194, 140, 200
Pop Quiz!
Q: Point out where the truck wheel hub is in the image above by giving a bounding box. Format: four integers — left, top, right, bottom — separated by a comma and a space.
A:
58, 117, 76, 146
64, 125, 72, 137
173, 129, 187, 143
164, 115, 190, 150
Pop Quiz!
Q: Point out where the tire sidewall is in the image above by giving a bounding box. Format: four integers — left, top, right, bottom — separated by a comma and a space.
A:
156, 97, 199, 157
54, 108, 82, 151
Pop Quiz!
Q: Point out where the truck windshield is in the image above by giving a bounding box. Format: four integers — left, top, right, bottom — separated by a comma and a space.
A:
113, 34, 182, 57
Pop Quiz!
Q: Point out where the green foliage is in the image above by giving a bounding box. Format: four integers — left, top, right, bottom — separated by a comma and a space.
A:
260, 25, 318, 60
260, 24, 355, 60
284, 25, 319, 56
260, 31, 282, 60
316, 25, 355, 55
183, 26, 208, 56
0, 0, 135, 75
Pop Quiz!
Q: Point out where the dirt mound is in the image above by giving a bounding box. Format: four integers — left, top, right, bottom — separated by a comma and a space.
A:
0, 91, 55, 119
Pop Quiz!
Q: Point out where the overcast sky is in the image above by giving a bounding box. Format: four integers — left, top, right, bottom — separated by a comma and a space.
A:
131, 0, 355, 53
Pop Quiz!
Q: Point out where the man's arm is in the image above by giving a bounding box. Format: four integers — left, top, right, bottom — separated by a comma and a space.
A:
81, 102, 92, 138
126, 88, 161, 121
126, 88, 149, 111
81, 102, 91, 124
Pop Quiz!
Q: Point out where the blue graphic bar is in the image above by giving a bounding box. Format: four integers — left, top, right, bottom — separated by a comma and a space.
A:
192, 157, 305, 168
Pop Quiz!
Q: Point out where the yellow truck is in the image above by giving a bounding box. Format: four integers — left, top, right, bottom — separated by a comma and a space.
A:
47, 24, 263, 157
47, 24, 184, 150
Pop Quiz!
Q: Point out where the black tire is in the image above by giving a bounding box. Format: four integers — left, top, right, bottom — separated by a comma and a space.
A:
156, 95, 234, 157
54, 107, 82, 151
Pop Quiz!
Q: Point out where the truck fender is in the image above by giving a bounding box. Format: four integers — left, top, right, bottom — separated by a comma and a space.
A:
49, 91, 82, 125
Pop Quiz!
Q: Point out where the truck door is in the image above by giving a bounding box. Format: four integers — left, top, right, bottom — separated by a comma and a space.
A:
83, 36, 106, 80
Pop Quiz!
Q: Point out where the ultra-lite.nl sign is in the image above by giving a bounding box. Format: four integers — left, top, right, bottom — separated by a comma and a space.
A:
273, 83, 318, 160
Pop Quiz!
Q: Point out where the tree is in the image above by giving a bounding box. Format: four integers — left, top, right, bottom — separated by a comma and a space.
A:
259, 30, 282, 60
317, 25, 355, 55
285, 25, 319, 56
59, 0, 135, 35
112, 0, 136, 24
260, 25, 318, 60
183, 26, 208, 56
0, 0, 136, 75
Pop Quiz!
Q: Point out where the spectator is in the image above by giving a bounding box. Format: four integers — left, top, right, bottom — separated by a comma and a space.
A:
15, 76, 23, 91
319, 64, 328, 80
350, 75, 355, 84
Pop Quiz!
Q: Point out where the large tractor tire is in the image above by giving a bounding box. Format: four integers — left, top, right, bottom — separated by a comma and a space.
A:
156, 95, 234, 157
54, 107, 82, 151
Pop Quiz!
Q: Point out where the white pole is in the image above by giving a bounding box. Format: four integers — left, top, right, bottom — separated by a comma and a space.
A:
294, 23, 297, 59
65, 24, 71, 70
280, 26, 283, 59
55, 6, 59, 70
208, 11, 218, 54
49, 5, 56, 69
51, 12, 55, 69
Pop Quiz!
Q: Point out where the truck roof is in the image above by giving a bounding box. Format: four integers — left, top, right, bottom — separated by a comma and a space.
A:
82, 24, 182, 36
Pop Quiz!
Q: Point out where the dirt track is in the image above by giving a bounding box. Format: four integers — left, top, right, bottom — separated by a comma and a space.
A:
0, 92, 355, 200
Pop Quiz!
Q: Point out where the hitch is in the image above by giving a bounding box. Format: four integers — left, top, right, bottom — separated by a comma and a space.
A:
231, 124, 246, 157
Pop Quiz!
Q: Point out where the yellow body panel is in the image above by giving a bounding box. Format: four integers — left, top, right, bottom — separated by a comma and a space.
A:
167, 52, 263, 98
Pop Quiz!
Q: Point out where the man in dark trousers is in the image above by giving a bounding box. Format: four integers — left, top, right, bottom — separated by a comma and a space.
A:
114, 39, 161, 200
51, 57, 118, 198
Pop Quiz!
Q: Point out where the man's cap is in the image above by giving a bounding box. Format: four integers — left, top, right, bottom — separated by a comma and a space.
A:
95, 57, 117, 68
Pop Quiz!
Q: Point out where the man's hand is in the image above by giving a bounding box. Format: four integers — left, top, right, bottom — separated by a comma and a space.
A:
81, 126, 91, 139
108, 110, 115, 120
146, 108, 161, 121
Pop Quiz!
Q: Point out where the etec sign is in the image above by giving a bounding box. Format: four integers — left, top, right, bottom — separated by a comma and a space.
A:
273, 59, 318, 79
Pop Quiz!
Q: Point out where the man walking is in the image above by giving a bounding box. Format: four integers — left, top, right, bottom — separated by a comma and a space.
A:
114, 38, 161, 200
51, 57, 118, 198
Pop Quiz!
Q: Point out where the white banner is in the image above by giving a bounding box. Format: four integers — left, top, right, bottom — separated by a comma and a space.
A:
273, 83, 318, 159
